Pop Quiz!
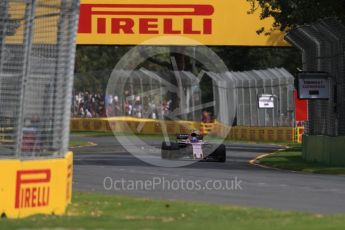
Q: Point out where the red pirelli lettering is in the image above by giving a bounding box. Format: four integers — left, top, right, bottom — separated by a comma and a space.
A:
15, 169, 51, 209
139, 18, 159, 34
111, 18, 134, 34
78, 4, 214, 35
66, 164, 73, 201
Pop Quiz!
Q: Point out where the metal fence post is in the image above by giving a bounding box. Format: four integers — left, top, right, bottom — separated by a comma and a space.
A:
0, 0, 80, 158
61, 0, 80, 154
0, 0, 9, 74
15, 0, 36, 157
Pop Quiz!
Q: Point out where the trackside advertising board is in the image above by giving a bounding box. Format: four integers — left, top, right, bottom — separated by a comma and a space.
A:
258, 94, 275, 109
297, 72, 331, 100
0, 152, 73, 218
77, 0, 288, 46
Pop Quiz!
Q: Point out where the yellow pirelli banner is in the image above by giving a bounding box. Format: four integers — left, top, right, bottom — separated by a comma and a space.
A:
5, 2, 59, 44
71, 117, 300, 143
0, 152, 73, 218
212, 121, 297, 142
71, 117, 201, 134
77, 0, 287, 46
231, 127, 296, 142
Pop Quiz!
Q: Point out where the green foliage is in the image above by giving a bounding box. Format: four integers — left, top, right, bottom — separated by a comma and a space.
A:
74, 46, 175, 93
74, 46, 301, 96
247, 0, 345, 33
211, 46, 301, 73
74, 46, 133, 93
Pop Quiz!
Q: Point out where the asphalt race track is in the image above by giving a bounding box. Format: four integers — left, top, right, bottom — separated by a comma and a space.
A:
72, 135, 345, 214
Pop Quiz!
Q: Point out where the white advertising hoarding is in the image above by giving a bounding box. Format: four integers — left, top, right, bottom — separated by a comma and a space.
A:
297, 72, 331, 100
258, 94, 275, 109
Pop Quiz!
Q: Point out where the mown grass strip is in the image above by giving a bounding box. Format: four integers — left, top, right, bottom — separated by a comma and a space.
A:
1, 192, 345, 229
258, 144, 345, 174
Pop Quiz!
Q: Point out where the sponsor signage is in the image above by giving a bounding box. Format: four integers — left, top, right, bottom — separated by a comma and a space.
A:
77, 0, 287, 46
5, 0, 287, 46
15, 169, 51, 209
297, 72, 331, 100
0, 152, 73, 218
258, 94, 275, 109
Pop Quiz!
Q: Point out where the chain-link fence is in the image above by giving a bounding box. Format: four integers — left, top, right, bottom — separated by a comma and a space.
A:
286, 18, 345, 136
206, 68, 295, 127
104, 70, 204, 121
0, 0, 79, 158
205, 71, 236, 126
77, 67, 294, 128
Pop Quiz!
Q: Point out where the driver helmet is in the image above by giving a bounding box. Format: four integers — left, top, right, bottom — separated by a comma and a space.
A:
190, 131, 198, 143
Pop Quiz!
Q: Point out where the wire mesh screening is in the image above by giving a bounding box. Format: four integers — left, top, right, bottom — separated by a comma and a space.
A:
317, 19, 345, 136
0, 0, 79, 158
206, 68, 295, 127
203, 71, 236, 126
105, 70, 203, 121
285, 18, 345, 136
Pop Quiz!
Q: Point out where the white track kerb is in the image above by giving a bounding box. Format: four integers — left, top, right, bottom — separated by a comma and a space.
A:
106, 36, 235, 167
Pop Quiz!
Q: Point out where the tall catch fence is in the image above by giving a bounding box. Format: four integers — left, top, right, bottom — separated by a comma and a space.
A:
0, 0, 79, 158
286, 18, 345, 165
77, 68, 294, 128
286, 18, 345, 136
206, 68, 295, 127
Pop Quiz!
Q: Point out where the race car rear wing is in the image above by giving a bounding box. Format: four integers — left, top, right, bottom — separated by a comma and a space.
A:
176, 134, 204, 141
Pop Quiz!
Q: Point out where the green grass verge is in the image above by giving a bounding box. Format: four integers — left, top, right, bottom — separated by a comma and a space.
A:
258, 144, 345, 174
71, 131, 114, 137
1, 192, 345, 229
69, 140, 93, 148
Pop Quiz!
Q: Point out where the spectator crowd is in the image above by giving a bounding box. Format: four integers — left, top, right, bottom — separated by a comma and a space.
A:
72, 91, 173, 119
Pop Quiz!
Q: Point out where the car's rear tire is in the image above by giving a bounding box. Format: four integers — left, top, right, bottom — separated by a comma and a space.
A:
162, 141, 179, 150
161, 142, 180, 159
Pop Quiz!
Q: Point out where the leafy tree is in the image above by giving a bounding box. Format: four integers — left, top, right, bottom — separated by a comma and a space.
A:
247, 0, 345, 34
74, 46, 133, 92
74, 45, 301, 98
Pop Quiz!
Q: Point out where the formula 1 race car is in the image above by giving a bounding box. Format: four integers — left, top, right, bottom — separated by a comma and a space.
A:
161, 132, 226, 162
